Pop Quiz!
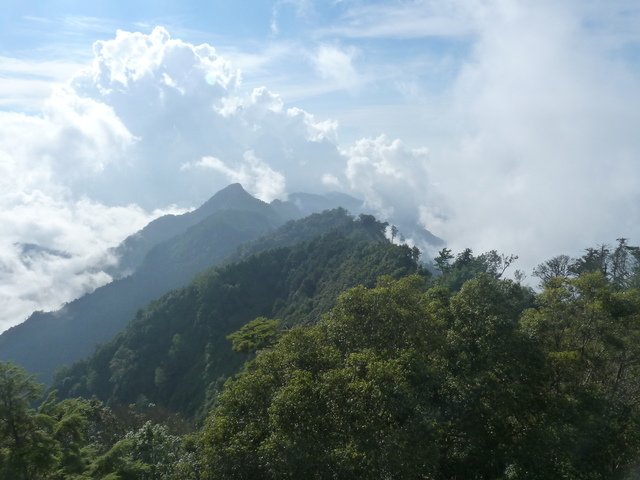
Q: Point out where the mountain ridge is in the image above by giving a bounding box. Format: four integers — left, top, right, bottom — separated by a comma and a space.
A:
0, 183, 443, 385
0, 185, 289, 383
53, 211, 424, 417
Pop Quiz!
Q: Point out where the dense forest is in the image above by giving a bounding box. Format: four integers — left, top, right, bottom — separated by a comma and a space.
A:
2, 234, 640, 479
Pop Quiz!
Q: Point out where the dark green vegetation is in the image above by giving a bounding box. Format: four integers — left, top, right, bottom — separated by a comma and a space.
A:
1, 361, 199, 480
52, 212, 421, 417
3, 216, 640, 478
203, 262, 640, 479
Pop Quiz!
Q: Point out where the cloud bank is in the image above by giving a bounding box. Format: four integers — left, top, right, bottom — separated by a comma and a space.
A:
425, 0, 640, 275
2, 0, 640, 331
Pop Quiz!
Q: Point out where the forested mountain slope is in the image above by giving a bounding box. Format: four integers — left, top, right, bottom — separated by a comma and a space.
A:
53, 215, 424, 417
3, 241, 640, 479
0, 185, 288, 383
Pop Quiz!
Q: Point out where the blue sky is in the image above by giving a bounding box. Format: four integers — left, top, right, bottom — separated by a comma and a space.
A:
0, 0, 475, 146
0, 0, 639, 332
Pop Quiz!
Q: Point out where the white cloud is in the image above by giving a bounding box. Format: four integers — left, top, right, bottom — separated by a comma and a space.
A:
55, 27, 344, 207
425, 0, 640, 271
270, 0, 315, 36
320, 0, 475, 39
0, 55, 86, 110
313, 44, 360, 89
314, 0, 640, 272
182, 151, 286, 202
3, 2, 640, 332
321, 173, 342, 189
342, 135, 442, 251
0, 189, 177, 333
0, 26, 349, 332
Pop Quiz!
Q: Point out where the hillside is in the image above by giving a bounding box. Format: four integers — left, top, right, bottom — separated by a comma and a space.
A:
3, 240, 640, 479
53, 214, 424, 417
0, 185, 289, 383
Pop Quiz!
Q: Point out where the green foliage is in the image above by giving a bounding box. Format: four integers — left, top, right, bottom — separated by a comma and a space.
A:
53, 212, 424, 418
434, 247, 454, 274
0, 362, 56, 480
227, 317, 281, 354
229, 207, 371, 262
200, 275, 538, 479
0, 361, 200, 480
0, 204, 285, 385
200, 269, 640, 479
6, 236, 640, 479
89, 421, 193, 480
534, 238, 640, 290
433, 247, 520, 291
201, 276, 440, 479
520, 272, 640, 477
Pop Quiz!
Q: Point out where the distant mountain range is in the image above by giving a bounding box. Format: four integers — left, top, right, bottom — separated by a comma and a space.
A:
0, 184, 442, 384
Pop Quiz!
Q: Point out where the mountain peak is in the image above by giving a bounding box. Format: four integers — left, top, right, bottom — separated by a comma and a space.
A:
194, 184, 266, 219
219, 182, 245, 193
210, 183, 252, 200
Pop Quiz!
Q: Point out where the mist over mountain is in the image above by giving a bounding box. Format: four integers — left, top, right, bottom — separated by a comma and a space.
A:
0, 184, 287, 381
2, 3, 638, 335
108, 183, 278, 277
0, 183, 442, 383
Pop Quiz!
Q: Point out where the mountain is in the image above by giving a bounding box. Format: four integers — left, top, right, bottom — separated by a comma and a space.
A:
0, 184, 290, 383
228, 208, 372, 263
16, 243, 72, 262
52, 211, 426, 417
107, 183, 271, 276
0, 183, 441, 385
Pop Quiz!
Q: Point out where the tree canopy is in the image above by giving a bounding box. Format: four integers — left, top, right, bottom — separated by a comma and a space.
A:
4, 236, 640, 479
201, 268, 640, 479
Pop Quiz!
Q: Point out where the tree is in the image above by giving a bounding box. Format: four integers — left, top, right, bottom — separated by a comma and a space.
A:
520, 272, 640, 477
200, 276, 440, 479
434, 248, 520, 291
0, 362, 57, 480
226, 317, 282, 354
199, 275, 551, 479
570, 244, 610, 277
434, 248, 454, 274
609, 238, 640, 290
532, 254, 571, 286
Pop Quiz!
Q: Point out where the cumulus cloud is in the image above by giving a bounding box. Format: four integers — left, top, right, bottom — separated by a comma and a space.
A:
0, 26, 362, 332
345, 136, 427, 218
343, 135, 443, 251
181, 151, 286, 202
55, 27, 345, 208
